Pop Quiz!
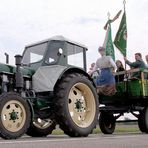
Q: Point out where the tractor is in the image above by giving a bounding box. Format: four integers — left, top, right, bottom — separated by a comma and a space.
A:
0, 35, 98, 139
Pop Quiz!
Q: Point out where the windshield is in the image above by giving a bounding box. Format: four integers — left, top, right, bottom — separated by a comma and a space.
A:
67, 43, 84, 68
22, 42, 48, 65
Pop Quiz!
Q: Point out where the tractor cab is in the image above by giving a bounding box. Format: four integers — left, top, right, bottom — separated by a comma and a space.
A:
22, 36, 87, 71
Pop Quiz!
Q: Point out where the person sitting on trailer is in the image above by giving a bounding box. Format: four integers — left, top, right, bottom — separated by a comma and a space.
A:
145, 55, 148, 79
145, 55, 148, 68
115, 60, 125, 82
124, 53, 146, 79
90, 46, 117, 96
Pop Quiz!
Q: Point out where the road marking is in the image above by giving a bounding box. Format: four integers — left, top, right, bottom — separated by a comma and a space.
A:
0, 134, 146, 144
0, 136, 98, 144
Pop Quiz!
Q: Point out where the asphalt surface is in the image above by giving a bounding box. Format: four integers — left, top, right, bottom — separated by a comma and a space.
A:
0, 133, 148, 148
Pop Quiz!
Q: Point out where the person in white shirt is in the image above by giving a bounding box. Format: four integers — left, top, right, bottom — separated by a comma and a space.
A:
90, 46, 116, 96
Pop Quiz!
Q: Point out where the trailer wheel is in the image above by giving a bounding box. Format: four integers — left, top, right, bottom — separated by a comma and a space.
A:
138, 108, 148, 133
26, 118, 56, 137
99, 112, 116, 134
54, 73, 98, 137
0, 92, 31, 139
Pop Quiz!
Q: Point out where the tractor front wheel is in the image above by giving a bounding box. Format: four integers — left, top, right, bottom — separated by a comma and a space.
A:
0, 92, 31, 139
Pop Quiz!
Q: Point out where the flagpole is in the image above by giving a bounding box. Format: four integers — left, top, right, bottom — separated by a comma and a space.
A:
123, 0, 127, 72
122, 0, 128, 94
104, 12, 110, 30
107, 12, 110, 20
123, 0, 126, 12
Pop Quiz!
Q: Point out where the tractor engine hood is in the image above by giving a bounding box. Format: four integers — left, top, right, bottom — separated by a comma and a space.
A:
0, 62, 35, 77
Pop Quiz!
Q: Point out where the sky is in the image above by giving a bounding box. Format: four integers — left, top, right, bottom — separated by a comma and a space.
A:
0, 0, 148, 70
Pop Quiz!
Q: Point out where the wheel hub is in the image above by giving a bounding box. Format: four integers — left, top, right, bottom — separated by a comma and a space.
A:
9, 111, 18, 121
75, 99, 84, 112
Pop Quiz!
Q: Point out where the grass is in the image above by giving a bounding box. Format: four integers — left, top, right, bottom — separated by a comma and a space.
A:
93, 123, 140, 134
51, 123, 140, 135
52, 129, 64, 135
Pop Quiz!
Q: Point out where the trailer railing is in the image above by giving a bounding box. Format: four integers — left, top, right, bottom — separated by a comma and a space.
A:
115, 68, 148, 97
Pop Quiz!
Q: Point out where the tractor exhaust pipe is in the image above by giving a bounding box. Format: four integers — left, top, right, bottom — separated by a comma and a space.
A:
5, 53, 9, 64
15, 55, 23, 92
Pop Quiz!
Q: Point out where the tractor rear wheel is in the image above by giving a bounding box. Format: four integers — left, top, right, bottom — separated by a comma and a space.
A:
26, 118, 56, 137
0, 92, 31, 139
54, 73, 98, 137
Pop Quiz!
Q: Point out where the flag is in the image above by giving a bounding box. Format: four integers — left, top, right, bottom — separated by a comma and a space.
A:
114, 11, 127, 56
103, 22, 115, 61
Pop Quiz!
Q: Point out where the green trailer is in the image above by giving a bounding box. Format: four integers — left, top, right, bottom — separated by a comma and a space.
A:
98, 68, 148, 134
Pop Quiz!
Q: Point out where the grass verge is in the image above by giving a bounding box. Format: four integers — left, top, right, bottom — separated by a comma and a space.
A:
52, 123, 140, 135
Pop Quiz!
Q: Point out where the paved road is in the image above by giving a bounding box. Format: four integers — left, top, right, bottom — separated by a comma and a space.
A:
0, 133, 148, 148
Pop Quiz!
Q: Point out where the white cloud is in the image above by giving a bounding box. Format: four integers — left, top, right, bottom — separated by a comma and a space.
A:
0, 0, 148, 68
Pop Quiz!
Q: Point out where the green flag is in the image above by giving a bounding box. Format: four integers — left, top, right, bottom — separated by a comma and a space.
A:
114, 11, 127, 56
103, 22, 115, 61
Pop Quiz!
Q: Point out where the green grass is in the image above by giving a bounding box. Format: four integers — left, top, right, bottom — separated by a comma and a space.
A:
51, 123, 140, 135
52, 129, 64, 135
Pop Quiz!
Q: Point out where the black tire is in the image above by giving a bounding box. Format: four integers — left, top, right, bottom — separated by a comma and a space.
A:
138, 111, 146, 132
54, 73, 98, 137
0, 92, 31, 139
26, 118, 56, 137
138, 108, 148, 133
99, 112, 116, 134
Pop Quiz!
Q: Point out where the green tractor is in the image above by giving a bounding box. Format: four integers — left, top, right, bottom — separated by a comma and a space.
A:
0, 36, 98, 139
98, 68, 148, 134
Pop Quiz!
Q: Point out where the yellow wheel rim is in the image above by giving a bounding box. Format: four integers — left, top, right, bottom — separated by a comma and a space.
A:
1, 100, 26, 132
68, 83, 96, 128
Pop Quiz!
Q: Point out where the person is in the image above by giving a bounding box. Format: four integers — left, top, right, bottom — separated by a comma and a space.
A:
145, 55, 148, 79
145, 55, 148, 68
124, 53, 146, 78
88, 62, 100, 85
90, 46, 117, 96
115, 60, 125, 82
88, 62, 95, 75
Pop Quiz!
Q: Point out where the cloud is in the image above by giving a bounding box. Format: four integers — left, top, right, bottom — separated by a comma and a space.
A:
0, 0, 148, 67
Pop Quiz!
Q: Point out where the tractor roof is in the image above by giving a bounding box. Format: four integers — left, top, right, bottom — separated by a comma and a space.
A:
25, 35, 88, 50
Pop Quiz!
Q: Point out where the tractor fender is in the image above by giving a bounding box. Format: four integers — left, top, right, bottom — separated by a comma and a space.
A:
32, 65, 95, 93
54, 67, 96, 91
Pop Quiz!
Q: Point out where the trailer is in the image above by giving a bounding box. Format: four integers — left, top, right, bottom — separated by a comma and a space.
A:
98, 68, 148, 134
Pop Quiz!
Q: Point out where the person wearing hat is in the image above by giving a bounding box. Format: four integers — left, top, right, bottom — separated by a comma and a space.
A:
90, 46, 117, 96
